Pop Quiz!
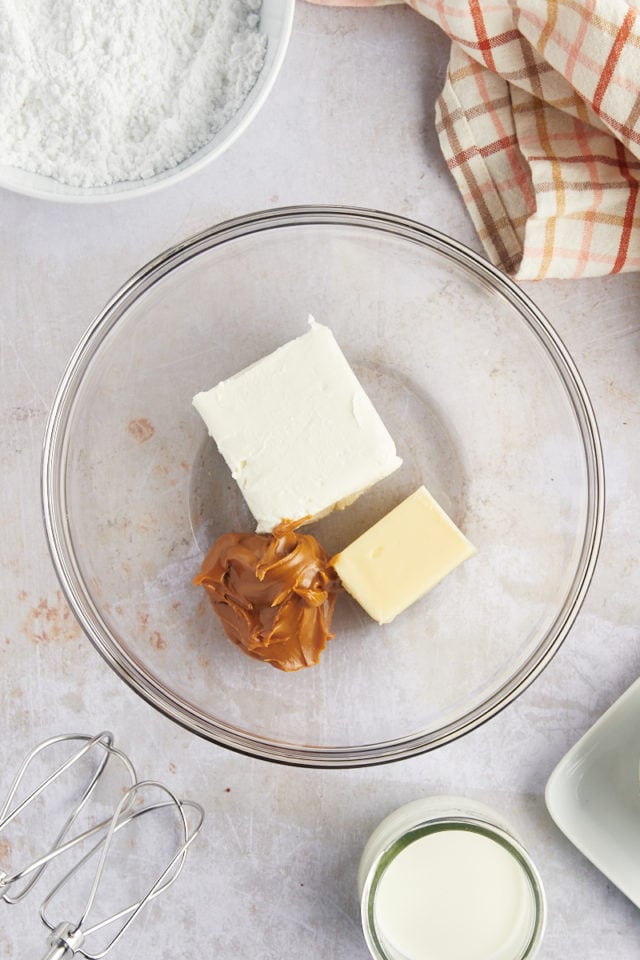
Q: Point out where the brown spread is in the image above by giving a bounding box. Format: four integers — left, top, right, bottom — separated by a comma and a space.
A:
194, 519, 341, 671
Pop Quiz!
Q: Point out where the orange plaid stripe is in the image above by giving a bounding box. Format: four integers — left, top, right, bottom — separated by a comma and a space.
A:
308, 0, 640, 278
592, 7, 636, 114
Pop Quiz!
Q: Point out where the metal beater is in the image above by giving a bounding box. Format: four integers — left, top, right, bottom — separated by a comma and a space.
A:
1, 733, 205, 959
0, 732, 136, 904
39, 780, 205, 960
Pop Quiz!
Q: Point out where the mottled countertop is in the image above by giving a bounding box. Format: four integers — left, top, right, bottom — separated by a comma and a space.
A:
1, 4, 640, 958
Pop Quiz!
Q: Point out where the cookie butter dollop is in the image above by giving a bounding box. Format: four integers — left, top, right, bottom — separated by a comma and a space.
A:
194, 520, 341, 671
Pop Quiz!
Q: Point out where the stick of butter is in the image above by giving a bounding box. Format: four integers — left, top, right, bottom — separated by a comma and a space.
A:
193, 318, 402, 533
332, 486, 476, 625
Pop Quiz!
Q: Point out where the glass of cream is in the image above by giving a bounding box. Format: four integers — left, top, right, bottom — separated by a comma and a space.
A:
358, 797, 545, 960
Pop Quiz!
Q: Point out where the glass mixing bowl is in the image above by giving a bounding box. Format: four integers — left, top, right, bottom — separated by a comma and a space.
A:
42, 207, 604, 766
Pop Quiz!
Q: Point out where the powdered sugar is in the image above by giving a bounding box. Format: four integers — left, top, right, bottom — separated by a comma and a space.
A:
0, 0, 267, 188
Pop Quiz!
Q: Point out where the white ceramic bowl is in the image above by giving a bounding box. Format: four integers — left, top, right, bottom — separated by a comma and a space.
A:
0, 1, 294, 203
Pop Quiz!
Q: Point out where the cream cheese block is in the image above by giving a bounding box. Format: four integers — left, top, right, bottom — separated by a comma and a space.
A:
193, 318, 402, 532
332, 485, 476, 624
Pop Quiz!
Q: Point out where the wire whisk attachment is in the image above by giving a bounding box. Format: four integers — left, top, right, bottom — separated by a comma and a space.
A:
0, 732, 136, 905
39, 780, 205, 960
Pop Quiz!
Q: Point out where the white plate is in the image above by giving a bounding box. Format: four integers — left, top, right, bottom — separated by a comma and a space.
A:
545, 676, 640, 906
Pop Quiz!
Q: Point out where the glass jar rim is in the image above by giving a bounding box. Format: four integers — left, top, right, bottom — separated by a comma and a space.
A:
361, 815, 546, 960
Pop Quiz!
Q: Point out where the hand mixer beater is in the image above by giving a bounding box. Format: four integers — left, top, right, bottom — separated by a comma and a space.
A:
0, 731, 204, 959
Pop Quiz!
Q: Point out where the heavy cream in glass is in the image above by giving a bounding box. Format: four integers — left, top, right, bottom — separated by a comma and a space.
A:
373, 827, 537, 960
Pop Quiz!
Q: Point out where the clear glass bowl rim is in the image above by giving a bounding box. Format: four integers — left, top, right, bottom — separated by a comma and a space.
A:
41, 205, 605, 768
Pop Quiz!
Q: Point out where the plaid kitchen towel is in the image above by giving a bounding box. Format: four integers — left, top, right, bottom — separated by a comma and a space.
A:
307, 0, 640, 280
